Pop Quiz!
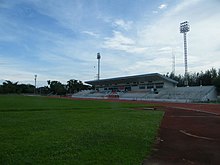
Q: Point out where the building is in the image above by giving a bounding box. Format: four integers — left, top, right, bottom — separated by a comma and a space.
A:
85, 73, 178, 93
72, 73, 217, 102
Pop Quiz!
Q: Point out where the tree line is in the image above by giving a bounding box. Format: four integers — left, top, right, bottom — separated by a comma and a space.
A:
166, 68, 220, 93
1, 68, 220, 95
0, 79, 92, 95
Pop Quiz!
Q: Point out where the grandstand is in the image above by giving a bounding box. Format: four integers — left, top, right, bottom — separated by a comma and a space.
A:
72, 73, 217, 102
85, 73, 178, 92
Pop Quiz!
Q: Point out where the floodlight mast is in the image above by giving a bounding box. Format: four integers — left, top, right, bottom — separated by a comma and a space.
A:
172, 49, 175, 75
34, 75, 37, 94
180, 21, 190, 86
97, 53, 101, 80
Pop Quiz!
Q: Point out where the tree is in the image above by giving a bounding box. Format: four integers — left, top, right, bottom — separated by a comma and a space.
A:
66, 79, 90, 94
48, 81, 67, 95
66, 79, 77, 93
210, 68, 217, 79
17, 84, 35, 93
0, 85, 3, 93
166, 68, 220, 87
2, 80, 18, 93
38, 86, 50, 95
213, 77, 220, 94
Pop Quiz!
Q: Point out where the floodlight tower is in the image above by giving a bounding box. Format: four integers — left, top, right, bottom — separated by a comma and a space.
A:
34, 74, 37, 94
97, 53, 101, 80
180, 21, 190, 86
172, 49, 175, 75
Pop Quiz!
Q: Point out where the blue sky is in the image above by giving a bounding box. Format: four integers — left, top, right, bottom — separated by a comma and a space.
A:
0, 0, 220, 86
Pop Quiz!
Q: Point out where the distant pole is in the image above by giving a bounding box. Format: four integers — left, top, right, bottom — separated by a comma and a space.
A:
34, 75, 37, 94
172, 48, 175, 75
180, 21, 190, 86
97, 53, 101, 80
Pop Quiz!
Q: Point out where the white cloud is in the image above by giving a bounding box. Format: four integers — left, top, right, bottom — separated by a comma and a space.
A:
123, 57, 172, 75
0, 55, 39, 84
82, 31, 99, 37
19, 0, 87, 32
108, 0, 220, 76
157, 47, 173, 54
113, 19, 133, 31
158, 4, 167, 9
105, 31, 135, 45
168, 0, 200, 16
1, 0, 220, 83
103, 31, 147, 54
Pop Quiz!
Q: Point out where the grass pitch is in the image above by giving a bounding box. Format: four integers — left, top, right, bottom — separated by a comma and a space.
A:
0, 95, 163, 165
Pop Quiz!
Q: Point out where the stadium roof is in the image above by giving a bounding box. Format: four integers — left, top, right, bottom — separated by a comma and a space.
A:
85, 73, 178, 86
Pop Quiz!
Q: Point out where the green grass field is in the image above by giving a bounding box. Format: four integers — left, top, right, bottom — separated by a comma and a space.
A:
0, 95, 163, 165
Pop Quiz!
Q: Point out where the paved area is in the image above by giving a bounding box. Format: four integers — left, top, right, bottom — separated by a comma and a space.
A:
143, 106, 220, 165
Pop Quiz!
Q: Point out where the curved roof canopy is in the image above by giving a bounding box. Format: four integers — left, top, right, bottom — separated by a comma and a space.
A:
85, 73, 178, 86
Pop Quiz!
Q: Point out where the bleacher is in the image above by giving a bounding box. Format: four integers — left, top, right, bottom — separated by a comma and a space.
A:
72, 90, 108, 98
142, 86, 216, 102
72, 86, 217, 102
120, 91, 147, 99
72, 90, 94, 98
156, 86, 216, 102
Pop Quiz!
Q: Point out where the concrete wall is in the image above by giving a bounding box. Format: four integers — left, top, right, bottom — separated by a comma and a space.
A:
201, 86, 217, 101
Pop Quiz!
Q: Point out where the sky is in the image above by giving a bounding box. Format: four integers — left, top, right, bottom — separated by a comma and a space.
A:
0, 0, 220, 87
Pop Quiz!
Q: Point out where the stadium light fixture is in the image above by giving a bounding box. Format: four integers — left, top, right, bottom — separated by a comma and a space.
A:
180, 21, 190, 86
34, 74, 37, 94
97, 53, 101, 80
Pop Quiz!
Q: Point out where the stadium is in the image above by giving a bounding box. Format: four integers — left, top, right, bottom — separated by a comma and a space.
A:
72, 73, 217, 102
1, 1, 220, 164
71, 21, 216, 102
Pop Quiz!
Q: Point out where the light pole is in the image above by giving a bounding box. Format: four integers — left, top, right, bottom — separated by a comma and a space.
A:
180, 21, 190, 86
97, 53, 101, 80
172, 48, 175, 76
34, 75, 37, 94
